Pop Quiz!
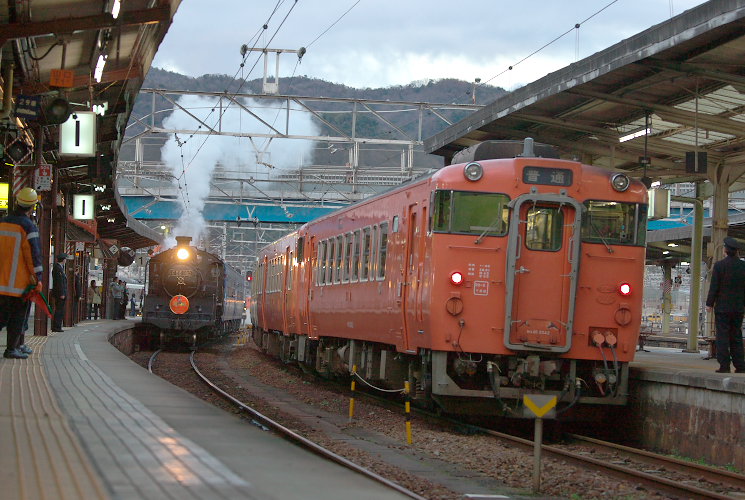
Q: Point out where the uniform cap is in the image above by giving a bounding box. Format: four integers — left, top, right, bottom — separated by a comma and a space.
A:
724, 237, 741, 250
56, 253, 69, 260
16, 187, 38, 207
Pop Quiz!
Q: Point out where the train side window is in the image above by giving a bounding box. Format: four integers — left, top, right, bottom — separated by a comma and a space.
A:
371, 225, 379, 279
268, 259, 272, 293
276, 257, 280, 292
361, 227, 372, 281
378, 222, 388, 279
327, 238, 336, 284
526, 206, 563, 251
287, 251, 293, 291
297, 237, 304, 263
342, 233, 352, 283
392, 216, 399, 233
335, 235, 343, 283
432, 190, 452, 231
318, 241, 327, 286
352, 230, 361, 282
273, 257, 278, 292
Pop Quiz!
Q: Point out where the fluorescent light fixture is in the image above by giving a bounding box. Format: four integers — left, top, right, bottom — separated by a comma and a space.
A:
667, 243, 679, 247
650, 181, 661, 188
619, 128, 651, 143
662, 250, 670, 255
681, 261, 690, 266
111, 0, 121, 19
94, 54, 107, 83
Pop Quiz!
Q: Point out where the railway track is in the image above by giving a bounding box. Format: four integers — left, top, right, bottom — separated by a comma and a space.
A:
344, 376, 745, 499
565, 433, 745, 499
145, 342, 745, 499
176, 349, 427, 500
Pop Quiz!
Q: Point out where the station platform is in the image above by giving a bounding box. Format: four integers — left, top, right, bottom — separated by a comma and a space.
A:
632, 343, 745, 385
0, 320, 409, 500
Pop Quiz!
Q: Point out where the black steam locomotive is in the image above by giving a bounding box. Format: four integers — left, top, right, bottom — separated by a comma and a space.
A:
142, 236, 245, 345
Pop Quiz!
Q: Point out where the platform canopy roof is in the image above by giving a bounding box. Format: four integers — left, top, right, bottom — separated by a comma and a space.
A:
426, 0, 745, 185
0, 0, 179, 248
425, 0, 745, 263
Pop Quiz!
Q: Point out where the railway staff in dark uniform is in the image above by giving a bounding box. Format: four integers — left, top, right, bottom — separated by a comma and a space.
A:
51, 253, 68, 332
706, 237, 745, 374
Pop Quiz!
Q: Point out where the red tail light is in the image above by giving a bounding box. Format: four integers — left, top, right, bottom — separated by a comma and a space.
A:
619, 282, 632, 296
450, 271, 464, 285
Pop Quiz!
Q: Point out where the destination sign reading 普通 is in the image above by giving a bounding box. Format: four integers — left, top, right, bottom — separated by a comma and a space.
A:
522, 166, 572, 187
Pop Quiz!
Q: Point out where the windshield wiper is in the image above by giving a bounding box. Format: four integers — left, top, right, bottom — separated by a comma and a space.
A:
475, 215, 504, 245
590, 221, 614, 254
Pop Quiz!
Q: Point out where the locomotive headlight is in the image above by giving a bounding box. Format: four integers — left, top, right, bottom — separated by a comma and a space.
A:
610, 173, 630, 192
463, 162, 483, 182
619, 282, 632, 296
176, 248, 190, 260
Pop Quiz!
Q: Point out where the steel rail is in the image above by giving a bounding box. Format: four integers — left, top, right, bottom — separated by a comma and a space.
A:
569, 433, 745, 492
476, 427, 735, 500
343, 380, 737, 499
188, 351, 426, 500
147, 349, 161, 373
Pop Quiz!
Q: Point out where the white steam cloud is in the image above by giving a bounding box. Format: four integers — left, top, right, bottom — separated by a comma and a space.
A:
160, 94, 319, 248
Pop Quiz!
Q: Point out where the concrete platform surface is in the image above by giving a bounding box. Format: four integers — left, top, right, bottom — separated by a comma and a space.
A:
0, 321, 410, 500
632, 345, 745, 394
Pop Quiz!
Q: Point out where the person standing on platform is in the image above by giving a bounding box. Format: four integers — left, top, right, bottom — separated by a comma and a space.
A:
87, 279, 101, 320
51, 253, 68, 332
110, 277, 124, 319
0, 188, 44, 359
130, 293, 137, 317
706, 237, 745, 374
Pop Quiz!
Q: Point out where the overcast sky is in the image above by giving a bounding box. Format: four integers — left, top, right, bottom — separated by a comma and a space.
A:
152, 0, 709, 90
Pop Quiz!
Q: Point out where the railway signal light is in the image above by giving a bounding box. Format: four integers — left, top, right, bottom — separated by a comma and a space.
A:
450, 271, 464, 285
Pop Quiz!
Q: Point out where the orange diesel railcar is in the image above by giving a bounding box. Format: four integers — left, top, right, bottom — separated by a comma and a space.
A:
251, 140, 647, 418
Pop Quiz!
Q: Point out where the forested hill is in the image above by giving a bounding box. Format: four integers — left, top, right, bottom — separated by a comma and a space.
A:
142, 67, 505, 105
133, 67, 507, 140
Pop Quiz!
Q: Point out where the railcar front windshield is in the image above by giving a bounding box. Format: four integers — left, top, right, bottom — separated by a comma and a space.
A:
581, 200, 647, 247
432, 190, 510, 236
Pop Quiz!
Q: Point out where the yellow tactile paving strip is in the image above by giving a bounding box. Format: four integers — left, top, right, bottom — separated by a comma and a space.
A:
0, 335, 109, 500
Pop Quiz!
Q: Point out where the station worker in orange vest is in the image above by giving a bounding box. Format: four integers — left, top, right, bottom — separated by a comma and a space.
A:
0, 187, 44, 359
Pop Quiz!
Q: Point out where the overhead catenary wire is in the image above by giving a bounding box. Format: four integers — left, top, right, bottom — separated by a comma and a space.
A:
180, 1, 300, 177
306, 0, 363, 49
480, 0, 619, 88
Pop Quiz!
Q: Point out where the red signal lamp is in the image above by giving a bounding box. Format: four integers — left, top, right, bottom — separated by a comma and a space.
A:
619, 282, 632, 296
450, 271, 464, 285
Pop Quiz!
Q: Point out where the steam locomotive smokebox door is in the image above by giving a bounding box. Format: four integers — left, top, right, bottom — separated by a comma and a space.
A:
504, 190, 582, 353
164, 264, 201, 297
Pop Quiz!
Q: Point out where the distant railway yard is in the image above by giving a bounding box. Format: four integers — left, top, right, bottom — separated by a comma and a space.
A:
132, 333, 745, 499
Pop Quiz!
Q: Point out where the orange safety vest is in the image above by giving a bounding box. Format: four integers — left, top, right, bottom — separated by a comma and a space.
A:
0, 221, 36, 297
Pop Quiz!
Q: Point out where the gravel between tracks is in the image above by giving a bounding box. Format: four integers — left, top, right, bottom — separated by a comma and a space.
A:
131, 341, 670, 500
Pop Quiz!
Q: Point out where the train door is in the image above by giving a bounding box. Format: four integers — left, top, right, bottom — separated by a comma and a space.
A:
504, 193, 583, 353
402, 203, 421, 351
